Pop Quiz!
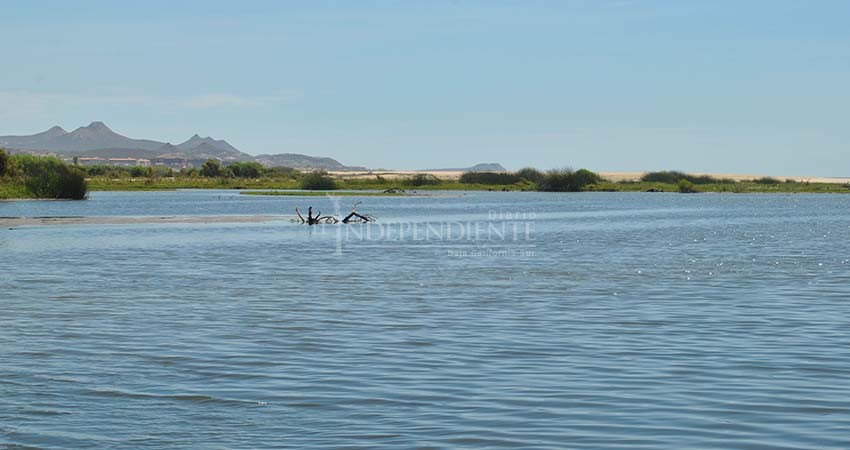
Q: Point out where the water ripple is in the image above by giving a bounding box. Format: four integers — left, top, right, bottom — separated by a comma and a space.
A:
3, 192, 850, 448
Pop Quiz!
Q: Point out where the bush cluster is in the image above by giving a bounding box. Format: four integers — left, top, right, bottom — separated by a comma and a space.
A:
641, 171, 731, 185
536, 168, 601, 192
10, 153, 88, 199
515, 167, 544, 183
405, 174, 442, 187
0, 149, 12, 177
677, 179, 697, 193
753, 176, 781, 185
458, 172, 521, 185
300, 171, 338, 190
456, 167, 601, 192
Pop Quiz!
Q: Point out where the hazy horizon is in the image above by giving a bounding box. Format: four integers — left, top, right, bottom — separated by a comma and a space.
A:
2, 1, 849, 175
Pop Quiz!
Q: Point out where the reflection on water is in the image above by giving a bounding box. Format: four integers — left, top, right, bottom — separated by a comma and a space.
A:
3, 191, 850, 449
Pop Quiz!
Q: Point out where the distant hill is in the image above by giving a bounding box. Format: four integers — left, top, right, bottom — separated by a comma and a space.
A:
0, 121, 167, 153
0, 125, 68, 149
254, 153, 367, 171
0, 122, 251, 161
176, 135, 250, 160
1, 122, 161, 153
424, 163, 507, 172
0, 122, 369, 170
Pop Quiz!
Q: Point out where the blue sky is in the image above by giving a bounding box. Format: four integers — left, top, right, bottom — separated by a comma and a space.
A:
1, 0, 849, 174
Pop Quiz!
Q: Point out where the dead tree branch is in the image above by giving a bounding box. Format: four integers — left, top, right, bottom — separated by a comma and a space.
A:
295, 202, 374, 225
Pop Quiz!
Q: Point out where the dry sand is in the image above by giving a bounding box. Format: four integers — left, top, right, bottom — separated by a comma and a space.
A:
1, 215, 294, 228
328, 170, 465, 180
331, 170, 850, 184
599, 172, 850, 184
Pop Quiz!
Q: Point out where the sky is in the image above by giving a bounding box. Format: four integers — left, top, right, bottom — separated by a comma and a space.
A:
1, 0, 849, 175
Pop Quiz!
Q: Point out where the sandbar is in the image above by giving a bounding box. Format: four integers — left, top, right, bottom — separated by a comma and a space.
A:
1, 215, 294, 228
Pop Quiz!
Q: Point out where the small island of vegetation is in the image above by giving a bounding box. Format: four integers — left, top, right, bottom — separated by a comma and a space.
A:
0, 149, 88, 200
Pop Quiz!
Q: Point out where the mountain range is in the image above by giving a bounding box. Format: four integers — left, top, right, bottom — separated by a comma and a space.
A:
0, 122, 365, 170
1, 122, 504, 173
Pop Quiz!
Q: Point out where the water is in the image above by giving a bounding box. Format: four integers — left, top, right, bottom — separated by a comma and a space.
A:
3, 190, 850, 449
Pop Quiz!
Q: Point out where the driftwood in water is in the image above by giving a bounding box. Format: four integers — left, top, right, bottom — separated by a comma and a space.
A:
295, 206, 338, 225
342, 202, 372, 224
296, 202, 374, 226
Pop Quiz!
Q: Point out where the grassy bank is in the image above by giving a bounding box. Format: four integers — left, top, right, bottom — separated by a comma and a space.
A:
85, 173, 850, 195
86, 177, 301, 191
0, 180, 31, 199
86, 175, 535, 192
28, 157, 850, 196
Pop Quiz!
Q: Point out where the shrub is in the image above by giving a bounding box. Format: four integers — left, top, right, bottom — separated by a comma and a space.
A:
12, 154, 88, 199
182, 168, 199, 177
56, 168, 88, 199
677, 179, 697, 193
228, 161, 264, 178
642, 171, 719, 185
300, 171, 338, 190
754, 176, 781, 185
515, 167, 544, 183
405, 173, 441, 186
572, 168, 601, 187
201, 159, 223, 177
265, 166, 299, 179
0, 148, 9, 176
459, 172, 521, 185
537, 168, 600, 192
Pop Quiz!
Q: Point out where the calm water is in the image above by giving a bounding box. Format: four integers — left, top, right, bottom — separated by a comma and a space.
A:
3, 190, 850, 449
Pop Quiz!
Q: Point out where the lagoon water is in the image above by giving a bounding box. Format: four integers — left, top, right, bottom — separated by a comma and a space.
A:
3, 190, 850, 449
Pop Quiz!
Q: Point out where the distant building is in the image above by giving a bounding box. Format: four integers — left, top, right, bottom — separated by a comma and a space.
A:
151, 156, 211, 169
76, 157, 107, 166
107, 158, 150, 167
73, 157, 151, 167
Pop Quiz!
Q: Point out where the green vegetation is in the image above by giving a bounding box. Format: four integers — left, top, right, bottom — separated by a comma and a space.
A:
0, 149, 11, 176
641, 171, 734, 185
84, 160, 301, 191
536, 168, 601, 192
459, 172, 522, 185
515, 167, 544, 183
754, 176, 782, 185
405, 173, 442, 186
300, 171, 338, 190
201, 159, 224, 177
457, 167, 600, 192
0, 150, 88, 200
227, 161, 265, 178
0, 180, 30, 199
12, 156, 845, 196
677, 179, 697, 193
